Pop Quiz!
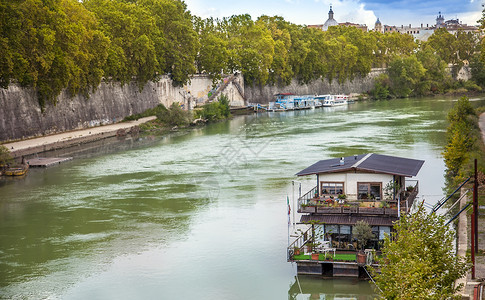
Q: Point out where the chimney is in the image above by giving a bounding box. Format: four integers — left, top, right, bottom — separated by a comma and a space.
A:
340, 157, 345, 165
421, 23, 423, 28
354, 155, 358, 160
427, 24, 429, 28
409, 24, 411, 28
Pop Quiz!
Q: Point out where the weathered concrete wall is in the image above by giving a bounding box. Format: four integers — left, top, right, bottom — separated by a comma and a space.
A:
244, 68, 386, 103
0, 81, 162, 142
0, 75, 250, 141
0, 74, 245, 142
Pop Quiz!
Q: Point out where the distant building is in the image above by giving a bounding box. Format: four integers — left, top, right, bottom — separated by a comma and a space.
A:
436, 12, 445, 28
383, 25, 398, 33
374, 18, 383, 33
307, 5, 340, 31
308, 6, 366, 32
323, 5, 339, 31
339, 22, 368, 32
378, 12, 479, 41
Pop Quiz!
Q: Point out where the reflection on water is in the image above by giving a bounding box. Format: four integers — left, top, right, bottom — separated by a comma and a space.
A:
288, 276, 376, 299
0, 96, 484, 299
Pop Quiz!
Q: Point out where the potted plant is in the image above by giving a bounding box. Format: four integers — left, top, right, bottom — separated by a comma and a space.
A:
353, 220, 373, 265
293, 246, 301, 256
305, 220, 325, 260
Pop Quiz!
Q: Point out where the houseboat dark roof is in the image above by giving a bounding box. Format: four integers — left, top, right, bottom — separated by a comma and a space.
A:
295, 153, 424, 177
300, 214, 397, 227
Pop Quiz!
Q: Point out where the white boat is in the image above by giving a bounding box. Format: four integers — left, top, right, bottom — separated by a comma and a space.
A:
315, 94, 349, 107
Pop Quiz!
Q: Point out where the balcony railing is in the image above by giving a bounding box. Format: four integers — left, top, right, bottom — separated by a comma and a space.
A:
297, 181, 419, 216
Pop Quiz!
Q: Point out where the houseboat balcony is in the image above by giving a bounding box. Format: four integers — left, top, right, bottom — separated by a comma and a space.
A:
297, 181, 419, 216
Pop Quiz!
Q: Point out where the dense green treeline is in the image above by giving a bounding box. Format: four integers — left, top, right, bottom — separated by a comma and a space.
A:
442, 97, 485, 191
1, 0, 484, 108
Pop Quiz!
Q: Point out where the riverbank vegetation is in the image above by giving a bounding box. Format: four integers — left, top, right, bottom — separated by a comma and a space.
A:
442, 97, 485, 192
195, 94, 231, 122
0, 145, 13, 166
132, 94, 231, 132
373, 205, 470, 299
1, 1, 484, 107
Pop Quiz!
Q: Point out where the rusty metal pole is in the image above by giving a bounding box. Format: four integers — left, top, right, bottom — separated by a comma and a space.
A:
474, 159, 478, 254
472, 211, 476, 279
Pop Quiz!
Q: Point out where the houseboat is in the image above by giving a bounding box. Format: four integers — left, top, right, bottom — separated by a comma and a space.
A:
316, 94, 349, 107
268, 93, 296, 111
288, 153, 424, 277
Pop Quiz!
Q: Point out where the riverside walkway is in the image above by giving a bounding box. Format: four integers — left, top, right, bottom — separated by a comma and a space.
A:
3, 116, 156, 158
457, 112, 485, 299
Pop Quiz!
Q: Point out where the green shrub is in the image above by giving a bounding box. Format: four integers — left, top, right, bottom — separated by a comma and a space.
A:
369, 74, 390, 100
157, 103, 192, 127
196, 94, 231, 122
124, 104, 168, 121
0, 145, 13, 166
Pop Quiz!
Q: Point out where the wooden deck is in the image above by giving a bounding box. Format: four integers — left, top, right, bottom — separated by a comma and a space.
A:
27, 157, 73, 167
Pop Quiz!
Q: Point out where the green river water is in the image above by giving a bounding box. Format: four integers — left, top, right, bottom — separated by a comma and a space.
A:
1, 96, 485, 299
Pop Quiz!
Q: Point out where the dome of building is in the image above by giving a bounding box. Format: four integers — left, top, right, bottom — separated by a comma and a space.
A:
375, 18, 381, 25
323, 5, 338, 31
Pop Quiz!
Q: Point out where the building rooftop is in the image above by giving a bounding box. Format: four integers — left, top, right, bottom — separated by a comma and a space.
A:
295, 153, 425, 177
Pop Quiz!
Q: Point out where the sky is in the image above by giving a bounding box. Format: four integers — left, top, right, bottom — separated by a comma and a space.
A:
184, 0, 483, 30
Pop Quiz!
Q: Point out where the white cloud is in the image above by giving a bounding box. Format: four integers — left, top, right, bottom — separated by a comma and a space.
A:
313, 0, 377, 27
458, 10, 482, 26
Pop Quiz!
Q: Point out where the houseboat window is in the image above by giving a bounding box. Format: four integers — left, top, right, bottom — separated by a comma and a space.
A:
357, 183, 382, 200
339, 225, 352, 249
324, 225, 339, 247
320, 182, 344, 195
379, 226, 391, 240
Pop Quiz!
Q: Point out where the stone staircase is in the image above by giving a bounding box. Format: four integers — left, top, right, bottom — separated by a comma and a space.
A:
207, 75, 245, 102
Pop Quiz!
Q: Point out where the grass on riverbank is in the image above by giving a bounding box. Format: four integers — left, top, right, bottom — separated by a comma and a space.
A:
126, 95, 232, 133
293, 253, 357, 262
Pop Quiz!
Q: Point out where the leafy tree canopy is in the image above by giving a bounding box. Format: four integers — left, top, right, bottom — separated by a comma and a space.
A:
373, 205, 470, 299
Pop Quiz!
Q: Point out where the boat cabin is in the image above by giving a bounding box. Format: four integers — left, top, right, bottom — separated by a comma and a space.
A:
294, 153, 424, 251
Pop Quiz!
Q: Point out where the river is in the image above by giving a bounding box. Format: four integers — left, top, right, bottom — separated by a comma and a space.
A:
1, 96, 484, 299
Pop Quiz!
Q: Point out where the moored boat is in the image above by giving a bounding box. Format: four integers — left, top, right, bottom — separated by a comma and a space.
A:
4, 164, 29, 176
316, 94, 349, 107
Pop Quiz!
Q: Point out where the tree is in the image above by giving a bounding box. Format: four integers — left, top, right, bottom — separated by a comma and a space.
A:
1, 0, 109, 107
221, 14, 274, 85
470, 52, 485, 88
373, 205, 470, 299
196, 94, 231, 122
353, 220, 373, 250
194, 17, 228, 84
257, 16, 293, 85
369, 73, 390, 100
140, 0, 198, 86
426, 28, 457, 64
416, 45, 451, 94
84, 0, 159, 88
443, 96, 479, 179
0, 145, 13, 167
157, 102, 192, 127
388, 55, 426, 97
478, 6, 485, 79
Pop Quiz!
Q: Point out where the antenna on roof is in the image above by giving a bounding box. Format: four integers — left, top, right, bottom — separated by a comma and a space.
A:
340, 157, 344, 165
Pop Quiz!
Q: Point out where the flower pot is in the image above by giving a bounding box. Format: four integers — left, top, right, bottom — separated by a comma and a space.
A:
311, 253, 320, 260
357, 253, 366, 265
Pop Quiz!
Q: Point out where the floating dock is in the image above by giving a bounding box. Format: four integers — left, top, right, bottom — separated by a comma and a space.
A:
296, 260, 364, 277
27, 157, 73, 168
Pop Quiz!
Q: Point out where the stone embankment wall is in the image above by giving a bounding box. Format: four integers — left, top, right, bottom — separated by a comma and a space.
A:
1, 68, 388, 142
245, 68, 386, 104
0, 74, 245, 142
